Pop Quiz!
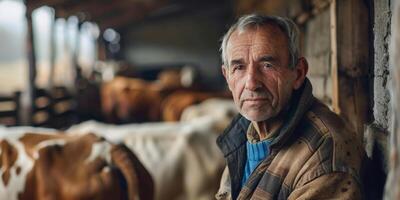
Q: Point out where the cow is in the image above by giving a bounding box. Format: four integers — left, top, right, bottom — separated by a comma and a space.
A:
180, 98, 237, 133
156, 70, 183, 92
67, 114, 230, 200
100, 66, 199, 124
101, 76, 163, 123
161, 91, 232, 122
156, 66, 198, 91
0, 126, 153, 200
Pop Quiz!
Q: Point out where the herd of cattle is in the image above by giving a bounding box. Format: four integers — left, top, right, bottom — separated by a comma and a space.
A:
0, 71, 237, 200
101, 70, 231, 123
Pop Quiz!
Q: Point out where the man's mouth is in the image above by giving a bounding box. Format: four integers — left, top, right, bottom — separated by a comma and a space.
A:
242, 98, 269, 107
243, 98, 268, 102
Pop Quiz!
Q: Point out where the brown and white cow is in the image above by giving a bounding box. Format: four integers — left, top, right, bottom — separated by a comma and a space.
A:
101, 77, 163, 123
180, 98, 237, 133
67, 112, 232, 200
161, 91, 232, 122
100, 66, 198, 124
0, 128, 153, 200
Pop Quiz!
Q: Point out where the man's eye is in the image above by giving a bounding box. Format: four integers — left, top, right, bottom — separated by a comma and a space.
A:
232, 64, 244, 72
262, 63, 273, 69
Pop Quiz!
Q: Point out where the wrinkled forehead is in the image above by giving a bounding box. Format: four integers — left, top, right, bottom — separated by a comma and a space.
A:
226, 25, 290, 61
228, 24, 289, 49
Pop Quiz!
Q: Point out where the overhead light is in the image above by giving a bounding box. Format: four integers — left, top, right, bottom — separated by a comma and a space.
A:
103, 28, 120, 43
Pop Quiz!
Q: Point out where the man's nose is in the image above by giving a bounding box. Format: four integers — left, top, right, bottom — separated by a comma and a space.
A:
245, 66, 262, 91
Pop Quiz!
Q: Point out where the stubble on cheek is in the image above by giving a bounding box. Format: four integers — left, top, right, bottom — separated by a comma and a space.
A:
239, 97, 245, 109
271, 94, 278, 108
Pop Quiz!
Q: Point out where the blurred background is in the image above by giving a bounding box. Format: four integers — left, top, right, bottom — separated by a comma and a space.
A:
0, 0, 342, 128
0, 0, 397, 199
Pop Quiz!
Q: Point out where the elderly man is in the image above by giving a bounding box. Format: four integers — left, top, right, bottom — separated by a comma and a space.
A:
216, 14, 364, 199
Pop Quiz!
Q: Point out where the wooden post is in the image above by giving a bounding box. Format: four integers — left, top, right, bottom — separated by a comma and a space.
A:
330, 0, 340, 114
25, 12, 37, 125
98, 37, 107, 61
336, 0, 372, 138
72, 20, 83, 89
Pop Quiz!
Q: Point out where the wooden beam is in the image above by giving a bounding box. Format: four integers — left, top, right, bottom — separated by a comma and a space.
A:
50, 0, 167, 31
97, 2, 161, 31
336, 0, 372, 138
330, 0, 339, 114
26, 0, 71, 14
55, 0, 132, 20
116, 1, 229, 32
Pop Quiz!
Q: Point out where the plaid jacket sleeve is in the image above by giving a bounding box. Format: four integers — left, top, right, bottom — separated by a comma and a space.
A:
288, 172, 362, 200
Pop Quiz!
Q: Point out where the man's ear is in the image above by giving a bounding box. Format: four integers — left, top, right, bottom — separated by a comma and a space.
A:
221, 65, 228, 80
221, 65, 232, 91
293, 57, 309, 90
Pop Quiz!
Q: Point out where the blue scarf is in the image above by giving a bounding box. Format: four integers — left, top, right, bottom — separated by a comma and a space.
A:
241, 139, 273, 186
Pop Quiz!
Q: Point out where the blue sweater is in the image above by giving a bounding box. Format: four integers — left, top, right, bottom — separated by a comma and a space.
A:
241, 139, 273, 186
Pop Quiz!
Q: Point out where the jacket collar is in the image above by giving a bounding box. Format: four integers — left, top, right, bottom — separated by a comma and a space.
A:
216, 113, 250, 157
217, 78, 315, 156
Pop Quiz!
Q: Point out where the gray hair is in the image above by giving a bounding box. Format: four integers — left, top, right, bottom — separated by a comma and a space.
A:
220, 14, 300, 69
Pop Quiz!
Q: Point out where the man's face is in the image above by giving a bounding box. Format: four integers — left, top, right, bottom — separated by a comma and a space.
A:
223, 25, 303, 122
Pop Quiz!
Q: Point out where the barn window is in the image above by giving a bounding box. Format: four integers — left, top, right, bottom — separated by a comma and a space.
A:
0, 0, 27, 95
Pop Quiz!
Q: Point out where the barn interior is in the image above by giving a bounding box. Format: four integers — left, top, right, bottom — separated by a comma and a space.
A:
0, 0, 399, 199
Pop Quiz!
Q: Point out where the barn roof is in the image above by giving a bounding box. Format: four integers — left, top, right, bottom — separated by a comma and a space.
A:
26, 0, 227, 31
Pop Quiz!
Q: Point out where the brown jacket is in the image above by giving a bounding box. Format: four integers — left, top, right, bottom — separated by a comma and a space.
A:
216, 79, 364, 200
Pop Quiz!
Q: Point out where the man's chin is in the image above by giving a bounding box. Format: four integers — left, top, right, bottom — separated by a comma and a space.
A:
241, 112, 272, 122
